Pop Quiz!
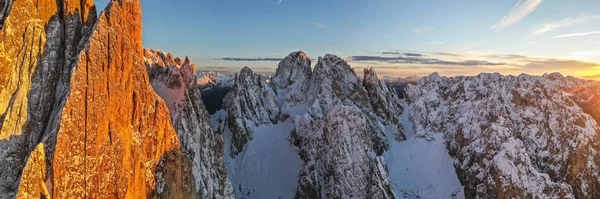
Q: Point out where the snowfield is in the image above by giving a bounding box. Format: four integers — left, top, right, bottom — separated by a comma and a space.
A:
217, 109, 303, 199
383, 105, 464, 199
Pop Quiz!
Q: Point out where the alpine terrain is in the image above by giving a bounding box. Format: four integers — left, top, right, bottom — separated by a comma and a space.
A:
0, 0, 599, 199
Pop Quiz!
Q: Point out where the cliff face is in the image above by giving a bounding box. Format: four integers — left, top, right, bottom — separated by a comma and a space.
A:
48, 1, 192, 198
223, 66, 279, 156
306, 55, 404, 155
0, 0, 195, 198
145, 49, 235, 198
0, 0, 96, 197
294, 106, 396, 199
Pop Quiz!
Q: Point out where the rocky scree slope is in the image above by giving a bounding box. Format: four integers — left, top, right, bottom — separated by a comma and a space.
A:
144, 49, 235, 199
405, 72, 600, 198
0, 0, 200, 198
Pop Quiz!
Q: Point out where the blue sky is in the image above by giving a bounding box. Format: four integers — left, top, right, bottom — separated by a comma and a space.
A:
97, 0, 600, 77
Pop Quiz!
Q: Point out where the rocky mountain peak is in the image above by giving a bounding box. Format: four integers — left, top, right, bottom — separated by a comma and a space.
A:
238, 66, 256, 81
0, 0, 199, 198
363, 67, 404, 133
145, 49, 235, 198
272, 50, 313, 103
224, 66, 279, 156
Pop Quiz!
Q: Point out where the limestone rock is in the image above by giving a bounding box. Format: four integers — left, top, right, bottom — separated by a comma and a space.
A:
272, 51, 312, 103
1, 0, 195, 198
223, 66, 279, 156
145, 49, 235, 199
293, 106, 396, 199
306, 55, 404, 155
405, 72, 600, 198
0, 0, 96, 197
363, 67, 405, 141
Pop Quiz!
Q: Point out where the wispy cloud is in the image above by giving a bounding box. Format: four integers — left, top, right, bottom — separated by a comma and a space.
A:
492, 0, 543, 29
277, 0, 282, 6
532, 15, 600, 35
217, 57, 282, 61
410, 26, 433, 34
349, 55, 505, 66
554, 31, 600, 38
299, 20, 327, 28
381, 52, 423, 57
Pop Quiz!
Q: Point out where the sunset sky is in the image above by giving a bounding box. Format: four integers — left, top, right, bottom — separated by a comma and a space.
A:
97, 0, 600, 78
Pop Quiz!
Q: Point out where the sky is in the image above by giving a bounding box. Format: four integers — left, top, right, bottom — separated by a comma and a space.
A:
97, 0, 600, 78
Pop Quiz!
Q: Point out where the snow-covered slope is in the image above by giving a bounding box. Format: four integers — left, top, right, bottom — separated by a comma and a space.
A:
405, 72, 600, 198
383, 105, 464, 199
214, 109, 303, 199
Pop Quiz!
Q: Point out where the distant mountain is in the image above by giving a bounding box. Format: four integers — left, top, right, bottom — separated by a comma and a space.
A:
197, 71, 234, 114
216, 51, 600, 199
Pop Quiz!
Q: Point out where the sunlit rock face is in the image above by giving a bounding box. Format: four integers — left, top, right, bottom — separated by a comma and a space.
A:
145, 49, 235, 198
0, 0, 95, 197
405, 73, 600, 198
223, 66, 279, 156
0, 0, 195, 198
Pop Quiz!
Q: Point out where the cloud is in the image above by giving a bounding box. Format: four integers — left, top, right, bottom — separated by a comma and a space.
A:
410, 26, 433, 34
436, 52, 463, 57
349, 55, 505, 66
532, 15, 600, 35
520, 59, 599, 70
554, 31, 600, 38
277, 0, 282, 5
381, 52, 423, 57
492, 0, 543, 29
217, 57, 282, 61
299, 20, 327, 28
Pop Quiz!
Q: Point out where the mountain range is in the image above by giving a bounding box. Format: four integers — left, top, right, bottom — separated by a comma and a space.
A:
1, 0, 600, 199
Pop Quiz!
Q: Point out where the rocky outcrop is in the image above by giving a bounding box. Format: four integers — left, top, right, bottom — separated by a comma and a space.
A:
306, 55, 404, 155
405, 72, 600, 198
363, 67, 405, 141
0, 0, 96, 197
272, 51, 312, 103
145, 49, 235, 198
223, 66, 279, 156
0, 0, 195, 198
293, 106, 396, 199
